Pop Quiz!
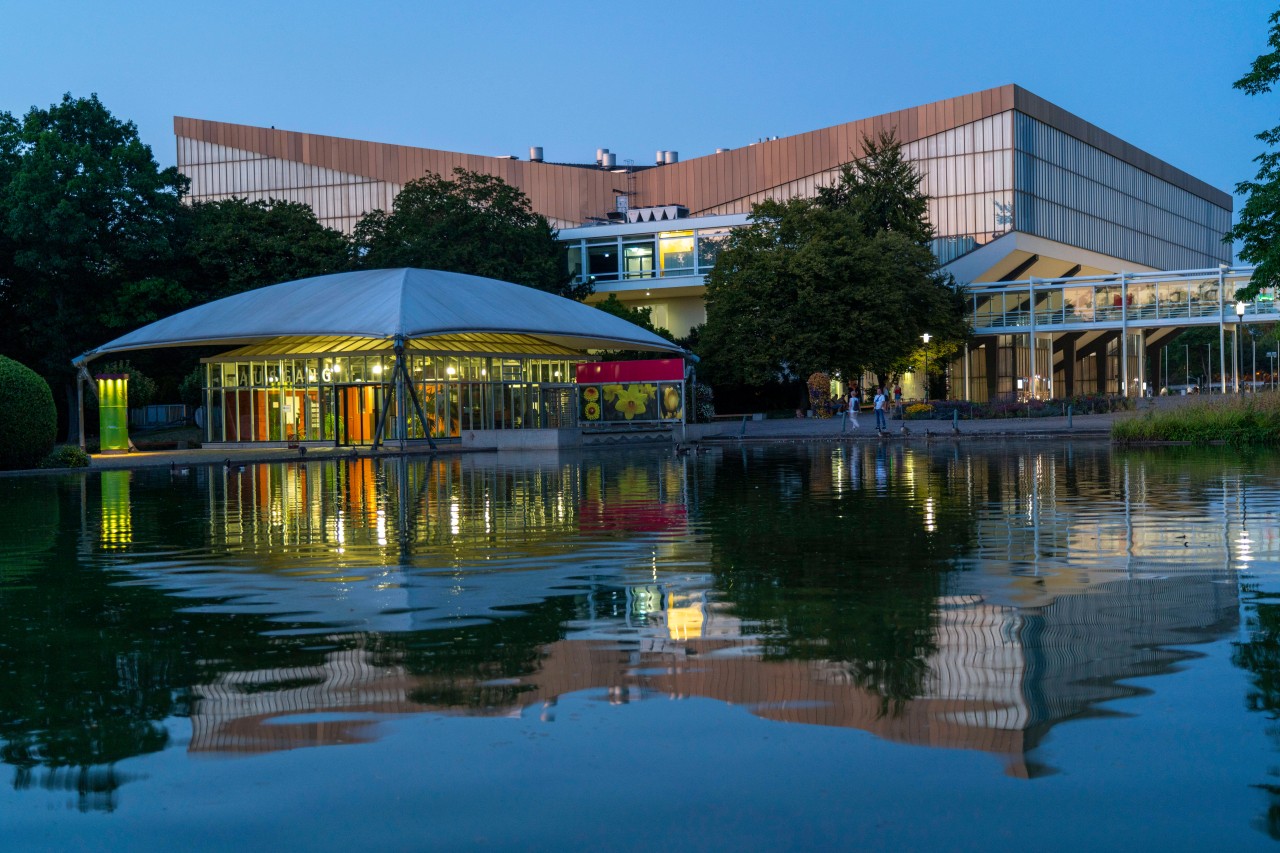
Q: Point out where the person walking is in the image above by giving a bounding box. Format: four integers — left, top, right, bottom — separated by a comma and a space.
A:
873, 386, 888, 432
844, 388, 860, 431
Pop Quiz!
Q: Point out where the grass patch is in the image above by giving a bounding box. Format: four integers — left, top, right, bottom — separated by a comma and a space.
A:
1112, 392, 1280, 446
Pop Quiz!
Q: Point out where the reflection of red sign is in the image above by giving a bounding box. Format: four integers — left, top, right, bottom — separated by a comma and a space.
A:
577, 359, 684, 384
578, 500, 688, 533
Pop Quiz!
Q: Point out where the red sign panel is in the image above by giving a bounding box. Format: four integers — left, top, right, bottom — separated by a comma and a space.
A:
576, 359, 684, 384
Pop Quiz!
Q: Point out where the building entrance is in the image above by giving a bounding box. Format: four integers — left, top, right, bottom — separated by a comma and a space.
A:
333, 384, 383, 445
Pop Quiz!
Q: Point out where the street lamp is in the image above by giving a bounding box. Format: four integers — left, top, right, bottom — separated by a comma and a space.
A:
1235, 301, 1246, 393
921, 332, 931, 401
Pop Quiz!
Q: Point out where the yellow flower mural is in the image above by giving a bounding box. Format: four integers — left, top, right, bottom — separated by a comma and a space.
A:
613, 384, 654, 420
583, 401, 601, 420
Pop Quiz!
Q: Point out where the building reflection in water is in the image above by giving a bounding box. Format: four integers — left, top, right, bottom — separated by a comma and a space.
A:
141, 446, 1253, 781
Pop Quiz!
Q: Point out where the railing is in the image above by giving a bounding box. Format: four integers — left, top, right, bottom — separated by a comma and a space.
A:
969, 266, 1277, 332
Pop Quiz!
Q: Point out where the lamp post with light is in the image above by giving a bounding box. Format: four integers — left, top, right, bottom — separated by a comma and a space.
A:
921, 333, 931, 401
1235, 301, 1246, 393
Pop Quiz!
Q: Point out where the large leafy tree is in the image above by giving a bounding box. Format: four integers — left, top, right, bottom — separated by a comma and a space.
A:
352, 167, 587, 299
109, 197, 353, 327
0, 94, 187, 429
698, 132, 968, 388
1227, 10, 1280, 299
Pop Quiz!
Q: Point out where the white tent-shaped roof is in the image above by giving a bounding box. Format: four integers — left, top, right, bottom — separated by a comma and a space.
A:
74, 268, 685, 364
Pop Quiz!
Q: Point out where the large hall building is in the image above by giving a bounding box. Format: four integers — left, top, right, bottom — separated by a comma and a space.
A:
174, 85, 1236, 401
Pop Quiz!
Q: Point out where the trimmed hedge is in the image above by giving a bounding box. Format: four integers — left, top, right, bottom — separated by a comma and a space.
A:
0, 356, 57, 470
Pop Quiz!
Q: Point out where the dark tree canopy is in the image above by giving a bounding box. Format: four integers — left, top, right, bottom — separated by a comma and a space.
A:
590, 294, 676, 360
352, 168, 587, 300
1227, 10, 1280, 299
108, 197, 353, 329
0, 94, 187, 384
698, 132, 968, 387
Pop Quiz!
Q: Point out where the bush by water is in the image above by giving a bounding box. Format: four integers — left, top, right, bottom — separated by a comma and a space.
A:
1112, 392, 1280, 446
0, 356, 57, 470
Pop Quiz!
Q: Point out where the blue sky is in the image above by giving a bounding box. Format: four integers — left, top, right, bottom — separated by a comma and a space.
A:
2, 0, 1276, 220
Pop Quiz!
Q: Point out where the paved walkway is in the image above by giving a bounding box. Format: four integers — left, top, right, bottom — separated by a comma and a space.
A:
695, 409, 1118, 442
10, 400, 1177, 476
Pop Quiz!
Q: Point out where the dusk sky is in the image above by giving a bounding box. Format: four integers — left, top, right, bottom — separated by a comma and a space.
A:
3, 0, 1277, 236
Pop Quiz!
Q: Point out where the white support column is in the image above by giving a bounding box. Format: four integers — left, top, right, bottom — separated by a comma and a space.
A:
963, 341, 971, 401
1120, 272, 1129, 398
1218, 266, 1228, 394
1028, 277, 1037, 399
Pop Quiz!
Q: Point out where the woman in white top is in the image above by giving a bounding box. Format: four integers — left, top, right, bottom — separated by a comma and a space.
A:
846, 389, 859, 429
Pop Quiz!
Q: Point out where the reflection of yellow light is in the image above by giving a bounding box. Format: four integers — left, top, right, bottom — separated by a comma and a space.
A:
100, 470, 132, 550
667, 598, 704, 640
924, 497, 936, 533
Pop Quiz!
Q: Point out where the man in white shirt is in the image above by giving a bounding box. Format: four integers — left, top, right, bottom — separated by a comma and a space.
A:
873, 387, 888, 431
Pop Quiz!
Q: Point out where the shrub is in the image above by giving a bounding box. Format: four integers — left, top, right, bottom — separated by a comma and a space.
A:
179, 366, 204, 408
904, 403, 935, 419
1112, 391, 1280, 446
0, 356, 58, 470
40, 444, 91, 469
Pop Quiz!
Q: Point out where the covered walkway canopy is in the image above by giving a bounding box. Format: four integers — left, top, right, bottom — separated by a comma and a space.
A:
73, 269, 688, 448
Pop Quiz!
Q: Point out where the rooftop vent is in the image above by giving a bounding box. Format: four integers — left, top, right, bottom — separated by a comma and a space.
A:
529, 146, 543, 162
626, 204, 688, 223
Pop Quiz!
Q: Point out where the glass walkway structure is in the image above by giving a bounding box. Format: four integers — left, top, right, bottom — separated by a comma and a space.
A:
961, 266, 1278, 401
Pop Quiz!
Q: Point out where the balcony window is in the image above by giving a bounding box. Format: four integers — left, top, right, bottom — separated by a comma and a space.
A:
659, 231, 694, 275
696, 230, 730, 272
587, 242, 619, 280
623, 240, 655, 280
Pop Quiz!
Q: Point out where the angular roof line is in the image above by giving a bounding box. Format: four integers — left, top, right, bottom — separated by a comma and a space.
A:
174, 84, 1229, 221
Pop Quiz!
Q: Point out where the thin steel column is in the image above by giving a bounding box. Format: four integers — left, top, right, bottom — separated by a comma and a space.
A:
1120, 272, 1129, 397
1218, 266, 1228, 394
1028, 277, 1036, 399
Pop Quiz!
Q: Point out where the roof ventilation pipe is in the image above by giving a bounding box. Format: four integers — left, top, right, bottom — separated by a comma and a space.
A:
602, 152, 616, 169
664, 150, 679, 165
715, 147, 731, 154
656, 150, 665, 165
596, 148, 609, 166
529, 146, 543, 162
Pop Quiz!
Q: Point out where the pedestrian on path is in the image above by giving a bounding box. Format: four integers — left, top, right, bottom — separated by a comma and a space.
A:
844, 389, 860, 431
873, 387, 888, 431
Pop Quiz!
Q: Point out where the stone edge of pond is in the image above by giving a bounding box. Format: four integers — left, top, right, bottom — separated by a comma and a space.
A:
0, 443, 477, 478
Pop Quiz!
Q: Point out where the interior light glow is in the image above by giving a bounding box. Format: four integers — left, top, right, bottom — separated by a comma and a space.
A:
446, 366, 457, 376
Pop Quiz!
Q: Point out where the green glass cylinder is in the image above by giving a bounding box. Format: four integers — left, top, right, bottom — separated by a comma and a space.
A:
96, 374, 130, 453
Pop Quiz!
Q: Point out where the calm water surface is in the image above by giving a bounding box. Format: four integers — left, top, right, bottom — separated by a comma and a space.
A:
3, 442, 1280, 850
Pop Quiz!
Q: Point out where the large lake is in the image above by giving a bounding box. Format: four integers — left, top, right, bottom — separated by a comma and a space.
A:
2, 442, 1279, 850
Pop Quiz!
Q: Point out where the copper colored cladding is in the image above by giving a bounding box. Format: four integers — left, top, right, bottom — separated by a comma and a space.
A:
174, 84, 1231, 225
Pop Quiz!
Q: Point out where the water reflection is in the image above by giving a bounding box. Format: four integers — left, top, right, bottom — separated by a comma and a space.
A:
0, 444, 1276, 818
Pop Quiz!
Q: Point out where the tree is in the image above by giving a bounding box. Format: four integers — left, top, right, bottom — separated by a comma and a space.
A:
590, 294, 676, 360
0, 94, 187, 435
698, 132, 968, 388
352, 168, 587, 300
1227, 10, 1280, 300
109, 197, 352, 327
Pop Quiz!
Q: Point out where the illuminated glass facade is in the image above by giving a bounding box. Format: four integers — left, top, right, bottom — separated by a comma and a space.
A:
1012, 114, 1231, 270
202, 353, 580, 445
